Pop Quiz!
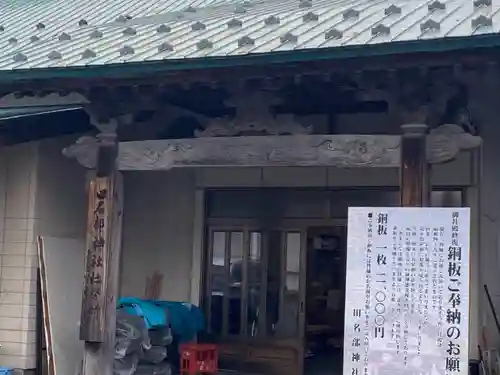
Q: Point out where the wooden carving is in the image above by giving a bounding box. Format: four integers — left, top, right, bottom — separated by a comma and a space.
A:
64, 125, 481, 171
64, 136, 99, 169
64, 135, 399, 170
195, 90, 312, 137
426, 124, 481, 164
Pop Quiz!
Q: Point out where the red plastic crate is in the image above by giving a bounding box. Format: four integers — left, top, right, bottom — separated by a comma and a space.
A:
180, 343, 218, 375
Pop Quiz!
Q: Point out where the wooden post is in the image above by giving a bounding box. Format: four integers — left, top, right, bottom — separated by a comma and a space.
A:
80, 124, 123, 375
400, 124, 430, 207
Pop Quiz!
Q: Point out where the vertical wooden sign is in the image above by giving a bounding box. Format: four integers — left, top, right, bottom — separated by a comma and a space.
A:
80, 172, 123, 375
80, 177, 111, 342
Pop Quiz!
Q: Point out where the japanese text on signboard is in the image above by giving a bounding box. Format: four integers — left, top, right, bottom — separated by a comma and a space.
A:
344, 207, 469, 375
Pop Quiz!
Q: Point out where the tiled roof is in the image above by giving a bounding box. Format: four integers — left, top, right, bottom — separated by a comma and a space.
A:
0, 0, 497, 71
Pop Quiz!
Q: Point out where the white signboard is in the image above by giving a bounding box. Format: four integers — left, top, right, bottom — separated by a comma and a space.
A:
344, 207, 470, 375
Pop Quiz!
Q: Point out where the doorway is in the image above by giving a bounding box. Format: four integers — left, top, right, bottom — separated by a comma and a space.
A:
202, 188, 464, 375
204, 226, 307, 375
304, 225, 346, 375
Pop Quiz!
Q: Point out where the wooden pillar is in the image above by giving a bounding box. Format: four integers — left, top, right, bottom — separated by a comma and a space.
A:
80, 124, 123, 375
400, 124, 430, 207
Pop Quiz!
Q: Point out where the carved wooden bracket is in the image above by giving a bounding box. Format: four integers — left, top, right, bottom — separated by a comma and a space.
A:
63, 124, 481, 171
426, 124, 481, 163
195, 90, 312, 137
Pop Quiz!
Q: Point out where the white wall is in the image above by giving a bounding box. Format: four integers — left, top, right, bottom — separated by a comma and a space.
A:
0, 142, 40, 369
120, 169, 196, 302
0, 136, 87, 370
35, 136, 87, 239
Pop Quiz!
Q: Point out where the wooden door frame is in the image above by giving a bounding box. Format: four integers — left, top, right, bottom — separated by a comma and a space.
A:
203, 222, 310, 375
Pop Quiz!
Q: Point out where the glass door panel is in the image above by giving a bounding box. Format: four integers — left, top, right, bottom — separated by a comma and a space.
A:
207, 228, 306, 342
264, 231, 282, 336
275, 232, 303, 339
208, 231, 226, 335
248, 232, 263, 337
228, 232, 244, 335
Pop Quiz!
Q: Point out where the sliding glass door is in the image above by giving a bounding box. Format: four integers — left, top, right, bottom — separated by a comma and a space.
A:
205, 227, 307, 374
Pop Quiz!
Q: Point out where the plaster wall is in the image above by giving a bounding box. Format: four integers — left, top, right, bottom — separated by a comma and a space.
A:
0, 142, 40, 370
119, 169, 196, 302
0, 136, 87, 370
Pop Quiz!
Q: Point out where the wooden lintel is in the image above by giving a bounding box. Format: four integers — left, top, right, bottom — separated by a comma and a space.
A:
63, 127, 481, 171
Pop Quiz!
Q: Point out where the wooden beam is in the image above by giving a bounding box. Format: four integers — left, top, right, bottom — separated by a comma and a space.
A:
400, 124, 430, 207
2, 47, 499, 94
80, 173, 123, 375
80, 119, 123, 375
64, 127, 481, 171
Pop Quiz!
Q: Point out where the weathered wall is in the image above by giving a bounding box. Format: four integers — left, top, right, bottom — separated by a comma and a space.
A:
0, 136, 87, 370
0, 142, 40, 369
35, 136, 88, 240
120, 169, 196, 302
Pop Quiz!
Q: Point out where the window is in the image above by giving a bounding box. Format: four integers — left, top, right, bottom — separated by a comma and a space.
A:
206, 229, 304, 339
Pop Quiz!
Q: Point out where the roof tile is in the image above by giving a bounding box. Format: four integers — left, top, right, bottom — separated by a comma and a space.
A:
421, 19, 441, 32
303, 12, 319, 22
265, 15, 280, 26
234, 5, 247, 14
89, 29, 103, 39
119, 45, 135, 56
280, 32, 298, 44
58, 32, 72, 41
299, 0, 313, 8
191, 21, 206, 31
81, 49, 97, 59
343, 8, 360, 20
116, 15, 132, 23
123, 27, 137, 36
197, 39, 213, 50
325, 28, 343, 40
13, 53, 27, 62
227, 18, 243, 28
0, 0, 497, 71
472, 15, 493, 28
473, 0, 492, 7
157, 24, 171, 33
238, 35, 255, 47
384, 5, 402, 15
158, 42, 174, 52
428, 0, 446, 11
48, 51, 62, 60
372, 24, 390, 36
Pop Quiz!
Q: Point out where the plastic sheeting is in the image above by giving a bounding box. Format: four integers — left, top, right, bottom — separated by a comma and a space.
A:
114, 310, 172, 375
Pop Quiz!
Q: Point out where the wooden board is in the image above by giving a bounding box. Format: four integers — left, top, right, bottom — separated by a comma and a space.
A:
81, 172, 124, 375
37, 236, 86, 375
63, 126, 481, 171
80, 177, 111, 343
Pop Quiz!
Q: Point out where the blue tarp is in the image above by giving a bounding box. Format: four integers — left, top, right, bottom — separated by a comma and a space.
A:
118, 298, 205, 343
